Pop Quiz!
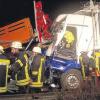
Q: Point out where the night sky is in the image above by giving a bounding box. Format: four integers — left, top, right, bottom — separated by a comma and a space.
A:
0, 0, 89, 28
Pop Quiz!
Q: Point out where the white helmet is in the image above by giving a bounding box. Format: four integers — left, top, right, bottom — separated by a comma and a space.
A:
32, 47, 41, 54
11, 41, 22, 49
0, 46, 4, 53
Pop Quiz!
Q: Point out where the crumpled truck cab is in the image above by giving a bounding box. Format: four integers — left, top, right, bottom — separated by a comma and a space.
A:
45, 11, 100, 90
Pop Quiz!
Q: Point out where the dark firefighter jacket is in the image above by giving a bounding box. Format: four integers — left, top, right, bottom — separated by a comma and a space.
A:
0, 53, 10, 93
11, 51, 30, 86
79, 54, 90, 79
29, 54, 45, 88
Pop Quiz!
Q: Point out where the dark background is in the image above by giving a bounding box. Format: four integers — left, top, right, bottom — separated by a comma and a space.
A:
0, 0, 90, 28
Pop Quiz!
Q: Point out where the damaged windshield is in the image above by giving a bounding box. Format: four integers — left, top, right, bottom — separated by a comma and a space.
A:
50, 16, 66, 35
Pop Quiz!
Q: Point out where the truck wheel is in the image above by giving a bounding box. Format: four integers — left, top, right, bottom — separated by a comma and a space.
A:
61, 69, 83, 90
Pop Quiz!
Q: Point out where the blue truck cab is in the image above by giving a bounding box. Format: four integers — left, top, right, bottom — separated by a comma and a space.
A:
45, 13, 95, 90
46, 15, 85, 90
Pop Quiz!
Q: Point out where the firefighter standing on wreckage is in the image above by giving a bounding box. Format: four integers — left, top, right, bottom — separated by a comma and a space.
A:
35, 1, 52, 42
0, 46, 10, 93
9, 41, 30, 93
29, 46, 45, 91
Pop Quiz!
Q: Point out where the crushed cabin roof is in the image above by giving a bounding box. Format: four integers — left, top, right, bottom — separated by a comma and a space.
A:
74, 3, 100, 16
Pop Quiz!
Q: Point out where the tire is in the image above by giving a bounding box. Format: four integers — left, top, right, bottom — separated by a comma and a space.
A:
61, 69, 83, 90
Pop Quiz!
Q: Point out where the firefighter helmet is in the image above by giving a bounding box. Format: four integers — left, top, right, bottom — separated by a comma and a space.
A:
0, 45, 4, 53
32, 47, 41, 54
11, 41, 22, 49
36, 1, 42, 9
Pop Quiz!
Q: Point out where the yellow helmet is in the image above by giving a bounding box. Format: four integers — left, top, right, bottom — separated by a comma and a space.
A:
0, 45, 4, 53
11, 41, 22, 49
32, 47, 41, 54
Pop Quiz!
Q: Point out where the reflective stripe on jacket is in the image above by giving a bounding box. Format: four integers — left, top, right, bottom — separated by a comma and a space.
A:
30, 57, 45, 88
94, 52, 100, 76
13, 52, 30, 86
79, 56, 86, 80
0, 55, 10, 93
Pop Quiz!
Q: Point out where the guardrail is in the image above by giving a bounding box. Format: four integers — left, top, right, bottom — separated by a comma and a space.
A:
0, 79, 100, 100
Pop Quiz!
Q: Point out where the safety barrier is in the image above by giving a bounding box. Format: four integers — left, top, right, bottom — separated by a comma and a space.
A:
0, 79, 100, 100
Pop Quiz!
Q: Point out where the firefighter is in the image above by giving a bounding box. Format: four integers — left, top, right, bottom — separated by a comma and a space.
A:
57, 30, 76, 59
79, 52, 90, 79
10, 41, 30, 93
0, 45, 10, 93
88, 51, 95, 74
29, 46, 45, 91
63, 31, 75, 48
